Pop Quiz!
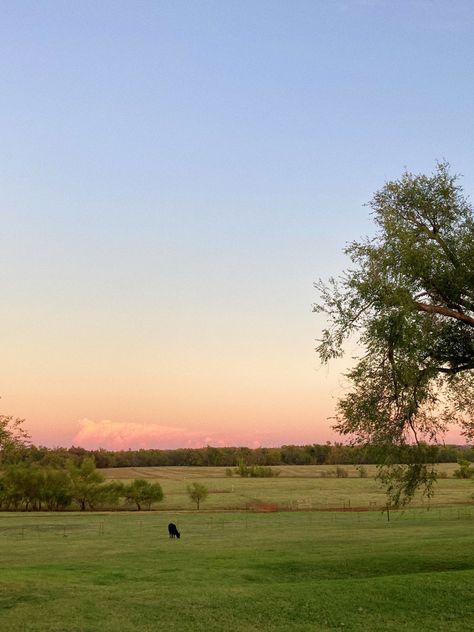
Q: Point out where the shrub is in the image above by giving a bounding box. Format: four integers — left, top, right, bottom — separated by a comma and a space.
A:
235, 461, 279, 478
453, 460, 474, 479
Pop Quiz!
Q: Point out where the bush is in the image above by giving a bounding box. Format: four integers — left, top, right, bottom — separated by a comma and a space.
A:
235, 461, 279, 478
356, 465, 368, 478
250, 466, 280, 478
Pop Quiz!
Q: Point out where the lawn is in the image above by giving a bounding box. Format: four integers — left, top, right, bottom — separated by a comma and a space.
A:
1, 508, 474, 631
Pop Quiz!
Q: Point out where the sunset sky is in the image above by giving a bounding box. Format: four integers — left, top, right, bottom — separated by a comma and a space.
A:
2, 1, 474, 449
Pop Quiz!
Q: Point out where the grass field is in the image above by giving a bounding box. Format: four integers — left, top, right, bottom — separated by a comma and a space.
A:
1, 507, 474, 631
101, 464, 474, 511
2, 467, 474, 630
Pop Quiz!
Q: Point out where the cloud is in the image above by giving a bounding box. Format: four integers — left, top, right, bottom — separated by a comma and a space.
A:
72, 418, 265, 450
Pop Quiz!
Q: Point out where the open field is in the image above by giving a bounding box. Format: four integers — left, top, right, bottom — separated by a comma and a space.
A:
101, 464, 474, 511
1, 508, 474, 631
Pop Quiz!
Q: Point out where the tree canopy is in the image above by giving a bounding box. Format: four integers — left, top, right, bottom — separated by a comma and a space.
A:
187, 482, 208, 510
314, 162, 474, 504
0, 413, 30, 463
124, 479, 164, 510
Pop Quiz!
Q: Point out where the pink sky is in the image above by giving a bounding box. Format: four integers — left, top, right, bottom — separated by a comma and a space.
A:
1, 324, 467, 449
70, 417, 466, 451
71, 418, 338, 450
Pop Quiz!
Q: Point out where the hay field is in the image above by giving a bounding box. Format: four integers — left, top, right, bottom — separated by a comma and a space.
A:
101, 464, 474, 511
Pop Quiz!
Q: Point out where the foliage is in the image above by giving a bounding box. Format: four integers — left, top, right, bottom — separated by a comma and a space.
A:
0, 414, 30, 463
8, 442, 474, 470
123, 479, 164, 510
453, 459, 474, 479
235, 459, 280, 478
66, 457, 107, 511
315, 163, 474, 505
42, 467, 74, 510
0, 456, 160, 511
0, 463, 72, 511
187, 482, 208, 509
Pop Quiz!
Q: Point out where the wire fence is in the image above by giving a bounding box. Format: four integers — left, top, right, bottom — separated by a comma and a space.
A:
0, 503, 472, 542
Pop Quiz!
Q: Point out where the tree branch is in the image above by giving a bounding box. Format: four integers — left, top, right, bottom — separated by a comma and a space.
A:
434, 363, 474, 375
414, 301, 474, 327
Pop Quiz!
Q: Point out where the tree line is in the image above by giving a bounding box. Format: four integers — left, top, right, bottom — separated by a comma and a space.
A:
4, 442, 474, 469
0, 457, 164, 512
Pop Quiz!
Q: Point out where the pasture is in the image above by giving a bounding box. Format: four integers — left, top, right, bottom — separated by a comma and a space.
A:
102, 464, 474, 511
1, 507, 474, 631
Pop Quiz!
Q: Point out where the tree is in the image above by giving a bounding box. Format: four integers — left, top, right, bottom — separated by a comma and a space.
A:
42, 467, 73, 510
187, 482, 208, 510
0, 413, 30, 463
315, 162, 474, 505
0, 463, 35, 510
124, 479, 164, 510
67, 457, 107, 511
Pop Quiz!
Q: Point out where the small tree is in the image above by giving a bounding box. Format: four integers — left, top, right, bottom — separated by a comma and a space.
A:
187, 482, 208, 510
236, 459, 249, 477
124, 479, 164, 510
453, 460, 474, 479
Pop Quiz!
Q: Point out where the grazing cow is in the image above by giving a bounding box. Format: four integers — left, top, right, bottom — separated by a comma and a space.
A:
168, 523, 180, 539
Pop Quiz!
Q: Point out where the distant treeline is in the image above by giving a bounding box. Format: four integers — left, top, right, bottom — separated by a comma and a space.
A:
4, 442, 474, 468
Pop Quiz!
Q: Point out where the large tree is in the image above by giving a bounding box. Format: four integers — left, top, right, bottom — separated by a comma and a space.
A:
314, 162, 474, 504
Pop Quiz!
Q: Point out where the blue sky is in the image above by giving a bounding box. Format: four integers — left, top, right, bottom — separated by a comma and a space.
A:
1, 1, 473, 448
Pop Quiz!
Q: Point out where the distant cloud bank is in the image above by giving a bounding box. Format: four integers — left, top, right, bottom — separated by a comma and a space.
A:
72, 418, 263, 450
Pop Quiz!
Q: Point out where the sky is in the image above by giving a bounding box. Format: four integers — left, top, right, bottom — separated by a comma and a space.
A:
1, 0, 474, 450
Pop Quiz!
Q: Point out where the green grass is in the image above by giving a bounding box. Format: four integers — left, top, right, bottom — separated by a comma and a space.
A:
1, 508, 474, 631
101, 464, 474, 511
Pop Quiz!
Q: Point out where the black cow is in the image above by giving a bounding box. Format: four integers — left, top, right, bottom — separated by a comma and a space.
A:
168, 523, 180, 539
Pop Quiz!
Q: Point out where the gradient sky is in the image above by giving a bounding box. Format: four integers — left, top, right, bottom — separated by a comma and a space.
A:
2, 1, 474, 449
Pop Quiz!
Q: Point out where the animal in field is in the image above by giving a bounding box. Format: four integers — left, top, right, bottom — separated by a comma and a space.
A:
168, 522, 180, 539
